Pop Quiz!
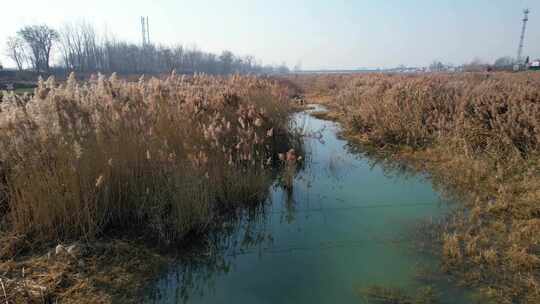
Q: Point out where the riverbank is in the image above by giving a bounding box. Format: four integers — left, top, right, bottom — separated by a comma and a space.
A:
291, 73, 540, 304
0, 236, 170, 303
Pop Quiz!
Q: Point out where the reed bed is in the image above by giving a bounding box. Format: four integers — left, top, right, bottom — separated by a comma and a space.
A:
0, 72, 300, 244
292, 72, 540, 303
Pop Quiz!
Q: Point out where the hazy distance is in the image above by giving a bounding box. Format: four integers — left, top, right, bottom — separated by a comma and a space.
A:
2, 0, 539, 70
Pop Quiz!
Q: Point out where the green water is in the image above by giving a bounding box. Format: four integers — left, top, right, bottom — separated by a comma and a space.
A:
145, 106, 471, 304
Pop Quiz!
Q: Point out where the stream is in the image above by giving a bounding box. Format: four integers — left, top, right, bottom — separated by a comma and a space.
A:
144, 105, 472, 304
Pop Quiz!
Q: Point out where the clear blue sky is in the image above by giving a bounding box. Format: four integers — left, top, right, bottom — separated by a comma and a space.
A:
2, 0, 539, 69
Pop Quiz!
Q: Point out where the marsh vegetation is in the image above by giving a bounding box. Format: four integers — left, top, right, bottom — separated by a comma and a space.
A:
0, 71, 537, 304
0, 73, 303, 302
291, 72, 540, 303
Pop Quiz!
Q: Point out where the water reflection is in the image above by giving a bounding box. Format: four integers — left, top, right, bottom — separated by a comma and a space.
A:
145, 202, 275, 303
144, 106, 469, 304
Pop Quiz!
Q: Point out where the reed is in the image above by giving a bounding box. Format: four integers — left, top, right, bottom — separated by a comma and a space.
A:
0, 72, 299, 244
332, 73, 540, 155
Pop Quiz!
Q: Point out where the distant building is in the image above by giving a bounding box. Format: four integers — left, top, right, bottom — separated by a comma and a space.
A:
529, 59, 540, 70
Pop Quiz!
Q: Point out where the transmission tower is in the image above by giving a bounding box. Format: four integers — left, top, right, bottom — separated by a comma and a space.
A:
517, 9, 530, 64
141, 16, 150, 46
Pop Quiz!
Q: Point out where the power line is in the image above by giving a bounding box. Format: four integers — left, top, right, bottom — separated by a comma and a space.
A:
268, 201, 440, 215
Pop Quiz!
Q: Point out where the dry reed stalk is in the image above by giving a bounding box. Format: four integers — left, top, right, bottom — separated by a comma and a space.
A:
0, 72, 301, 244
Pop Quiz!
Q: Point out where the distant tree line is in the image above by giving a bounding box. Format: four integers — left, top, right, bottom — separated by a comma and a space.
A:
4, 22, 290, 76
428, 56, 525, 73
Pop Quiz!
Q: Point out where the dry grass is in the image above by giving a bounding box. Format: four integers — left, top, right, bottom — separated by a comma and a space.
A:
333, 73, 540, 153
291, 72, 540, 304
0, 72, 302, 302
0, 237, 169, 304
0, 72, 298, 242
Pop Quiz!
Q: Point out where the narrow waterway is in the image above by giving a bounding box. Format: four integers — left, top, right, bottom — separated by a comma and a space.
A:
145, 106, 470, 304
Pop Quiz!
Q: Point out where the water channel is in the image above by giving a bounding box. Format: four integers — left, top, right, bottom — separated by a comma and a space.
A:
145, 106, 471, 304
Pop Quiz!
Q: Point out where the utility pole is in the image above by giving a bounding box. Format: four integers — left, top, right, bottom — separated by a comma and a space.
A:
141, 16, 150, 46
146, 16, 150, 45
517, 9, 530, 65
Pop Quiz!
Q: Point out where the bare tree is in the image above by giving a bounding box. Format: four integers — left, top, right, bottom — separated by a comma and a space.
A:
7, 22, 273, 76
219, 51, 234, 74
429, 61, 445, 72
5, 36, 27, 71
60, 23, 88, 72
17, 25, 59, 73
